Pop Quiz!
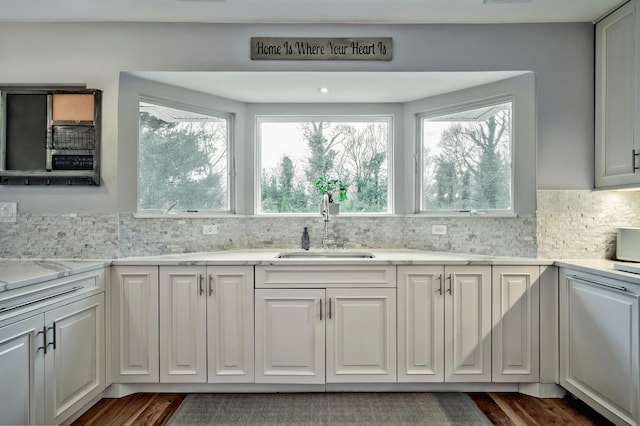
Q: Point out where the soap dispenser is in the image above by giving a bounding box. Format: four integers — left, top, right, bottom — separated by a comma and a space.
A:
301, 227, 310, 250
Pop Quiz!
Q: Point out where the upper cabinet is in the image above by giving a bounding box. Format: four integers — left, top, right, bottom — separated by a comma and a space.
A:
595, 1, 640, 188
0, 87, 102, 185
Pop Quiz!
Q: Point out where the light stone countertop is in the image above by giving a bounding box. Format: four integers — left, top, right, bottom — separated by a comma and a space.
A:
556, 259, 640, 286
0, 259, 110, 293
0, 250, 559, 291
111, 249, 554, 267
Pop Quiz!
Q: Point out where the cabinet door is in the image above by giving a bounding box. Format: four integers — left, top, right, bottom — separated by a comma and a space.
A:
207, 266, 254, 383
445, 266, 491, 382
255, 289, 325, 384
560, 271, 639, 425
111, 266, 159, 383
0, 315, 45, 426
397, 266, 445, 382
159, 266, 207, 383
326, 288, 396, 383
596, 2, 640, 187
44, 294, 105, 425
492, 266, 540, 382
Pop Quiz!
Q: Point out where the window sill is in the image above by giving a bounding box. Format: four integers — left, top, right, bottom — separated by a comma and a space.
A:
410, 212, 519, 218
133, 212, 521, 219
134, 212, 244, 219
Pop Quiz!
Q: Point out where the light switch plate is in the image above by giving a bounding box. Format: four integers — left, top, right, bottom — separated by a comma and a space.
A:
0, 202, 17, 223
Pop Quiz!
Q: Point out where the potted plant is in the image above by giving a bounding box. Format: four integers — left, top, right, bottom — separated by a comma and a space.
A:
315, 176, 348, 215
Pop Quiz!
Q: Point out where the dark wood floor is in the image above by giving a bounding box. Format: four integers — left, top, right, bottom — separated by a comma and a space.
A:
73, 392, 613, 425
467, 392, 612, 425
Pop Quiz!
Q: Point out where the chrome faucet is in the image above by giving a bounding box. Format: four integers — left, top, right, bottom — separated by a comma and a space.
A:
321, 193, 333, 249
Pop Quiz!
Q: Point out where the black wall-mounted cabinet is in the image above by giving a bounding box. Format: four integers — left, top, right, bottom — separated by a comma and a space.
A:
0, 87, 102, 185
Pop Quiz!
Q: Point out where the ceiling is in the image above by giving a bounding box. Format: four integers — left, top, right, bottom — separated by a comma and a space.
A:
129, 71, 530, 103
0, 0, 626, 24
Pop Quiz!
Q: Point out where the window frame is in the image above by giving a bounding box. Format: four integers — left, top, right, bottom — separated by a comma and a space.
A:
136, 95, 235, 215
405, 73, 537, 218
417, 95, 515, 216
255, 114, 395, 215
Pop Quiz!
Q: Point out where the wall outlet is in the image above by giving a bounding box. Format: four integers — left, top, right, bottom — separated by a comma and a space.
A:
0, 202, 17, 223
431, 224, 447, 235
202, 224, 218, 235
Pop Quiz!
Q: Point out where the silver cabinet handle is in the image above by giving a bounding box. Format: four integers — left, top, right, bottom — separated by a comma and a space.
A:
446, 274, 453, 295
208, 274, 214, 296
567, 274, 628, 292
319, 299, 323, 321
633, 149, 639, 173
0, 286, 82, 313
328, 297, 332, 320
436, 274, 443, 294
199, 274, 204, 296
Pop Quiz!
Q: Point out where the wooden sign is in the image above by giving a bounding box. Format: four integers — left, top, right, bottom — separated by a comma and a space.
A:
251, 37, 393, 61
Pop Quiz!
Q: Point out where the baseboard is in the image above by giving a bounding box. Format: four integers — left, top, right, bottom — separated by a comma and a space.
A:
103, 382, 521, 398
103, 383, 327, 398
327, 383, 519, 392
518, 383, 566, 398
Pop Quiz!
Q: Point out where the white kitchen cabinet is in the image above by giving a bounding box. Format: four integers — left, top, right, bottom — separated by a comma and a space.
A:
446, 266, 492, 382
560, 268, 640, 426
0, 267, 105, 426
491, 266, 540, 383
0, 315, 45, 425
111, 266, 159, 383
595, 1, 640, 188
326, 288, 396, 383
255, 284, 396, 384
397, 265, 491, 383
159, 265, 254, 384
0, 294, 105, 426
255, 288, 325, 384
397, 265, 444, 382
159, 266, 207, 383
44, 293, 105, 425
207, 266, 254, 383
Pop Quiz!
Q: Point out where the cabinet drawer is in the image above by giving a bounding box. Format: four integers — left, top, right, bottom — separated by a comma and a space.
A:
0, 268, 105, 325
255, 265, 396, 288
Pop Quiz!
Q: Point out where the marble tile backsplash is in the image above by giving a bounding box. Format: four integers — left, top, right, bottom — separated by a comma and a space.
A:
119, 213, 535, 257
2, 189, 639, 259
537, 190, 640, 259
0, 213, 118, 259
2, 212, 534, 259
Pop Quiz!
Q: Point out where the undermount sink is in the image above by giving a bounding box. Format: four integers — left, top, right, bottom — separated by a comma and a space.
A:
276, 251, 375, 259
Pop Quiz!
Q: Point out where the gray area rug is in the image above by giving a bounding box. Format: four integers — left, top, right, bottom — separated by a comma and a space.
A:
167, 392, 492, 425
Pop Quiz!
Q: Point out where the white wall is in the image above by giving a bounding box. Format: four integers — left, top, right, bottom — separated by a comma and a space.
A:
0, 22, 593, 213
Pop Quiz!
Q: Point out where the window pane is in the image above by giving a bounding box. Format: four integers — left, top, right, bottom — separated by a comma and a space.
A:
138, 101, 229, 211
259, 118, 391, 214
421, 102, 512, 211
